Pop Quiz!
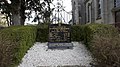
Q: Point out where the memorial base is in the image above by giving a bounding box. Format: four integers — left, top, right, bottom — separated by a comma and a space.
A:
48, 43, 73, 49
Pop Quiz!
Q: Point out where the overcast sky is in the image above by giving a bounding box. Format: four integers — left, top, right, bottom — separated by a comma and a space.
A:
52, 0, 72, 12
62, 0, 72, 12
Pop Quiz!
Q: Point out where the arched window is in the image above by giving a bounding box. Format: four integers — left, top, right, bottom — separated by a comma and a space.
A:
115, 0, 120, 7
114, 0, 116, 7
74, 2, 76, 10
87, 3, 91, 22
97, 0, 101, 19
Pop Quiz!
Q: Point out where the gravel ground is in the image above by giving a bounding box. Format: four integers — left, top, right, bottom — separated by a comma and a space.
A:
18, 42, 93, 67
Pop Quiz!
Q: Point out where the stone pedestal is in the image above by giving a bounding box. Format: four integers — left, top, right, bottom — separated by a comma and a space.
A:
48, 43, 73, 49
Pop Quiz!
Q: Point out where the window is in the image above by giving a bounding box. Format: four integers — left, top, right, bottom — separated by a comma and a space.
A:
97, 0, 101, 19
87, 4, 90, 22
115, 0, 120, 7
114, 0, 116, 7
87, 3, 91, 22
74, 2, 76, 10
78, 6, 81, 17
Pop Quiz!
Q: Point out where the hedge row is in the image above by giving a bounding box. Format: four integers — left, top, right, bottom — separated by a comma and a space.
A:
69, 24, 120, 66
36, 24, 48, 42
71, 25, 83, 41
80, 24, 119, 46
0, 26, 36, 67
79, 24, 120, 66
71, 25, 92, 46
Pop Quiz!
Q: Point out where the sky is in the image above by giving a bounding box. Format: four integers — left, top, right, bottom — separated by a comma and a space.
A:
25, 0, 72, 24
63, 0, 72, 12
52, 0, 72, 12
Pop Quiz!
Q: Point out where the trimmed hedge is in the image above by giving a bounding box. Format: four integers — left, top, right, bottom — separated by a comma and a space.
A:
71, 24, 120, 66
80, 24, 120, 66
71, 24, 92, 47
71, 25, 84, 41
36, 24, 48, 42
80, 23, 120, 46
0, 26, 36, 67
81, 24, 119, 48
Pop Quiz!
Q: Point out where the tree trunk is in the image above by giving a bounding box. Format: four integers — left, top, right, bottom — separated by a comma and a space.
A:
20, 0, 26, 25
10, 0, 21, 25
20, 12, 25, 25
11, 12, 21, 25
6, 16, 10, 26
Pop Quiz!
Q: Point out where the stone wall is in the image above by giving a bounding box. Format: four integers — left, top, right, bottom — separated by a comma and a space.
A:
72, 0, 86, 25
72, 0, 116, 25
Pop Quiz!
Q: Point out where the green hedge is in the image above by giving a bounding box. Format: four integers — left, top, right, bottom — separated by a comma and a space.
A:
0, 26, 36, 67
80, 23, 120, 66
71, 24, 120, 66
81, 24, 119, 48
71, 25, 84, 41
71, 25, 92, 46
36, 24, 48, 42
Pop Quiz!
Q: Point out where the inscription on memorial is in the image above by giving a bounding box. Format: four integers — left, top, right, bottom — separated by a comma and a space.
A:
49, 24, 71, 43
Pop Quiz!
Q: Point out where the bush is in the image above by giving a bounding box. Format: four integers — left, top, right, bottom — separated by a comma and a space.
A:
82, 24, 120, 66
0, 26, 36, 67
71, 25, 84, 42
36, 24, 48, 42
71, 25, 93, 47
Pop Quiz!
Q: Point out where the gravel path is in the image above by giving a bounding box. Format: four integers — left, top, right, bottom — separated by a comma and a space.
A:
18, 42, 93, 67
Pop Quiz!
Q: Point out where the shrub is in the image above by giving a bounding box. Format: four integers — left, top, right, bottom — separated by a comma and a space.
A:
80, 24, 118, 47
0, 26, 5, 30
36, 24, 48, 42
82, 23, 120, 66
0, 26, 36, 67
71, 25, 93, 47
82, 25, 92, 47
71, 25, 85, 42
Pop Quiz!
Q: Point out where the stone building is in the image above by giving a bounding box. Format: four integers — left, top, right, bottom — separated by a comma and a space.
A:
112, 0, 120, 28
72, 0, 120, 27
85, 0, 115, 24
71, 0, 85, 25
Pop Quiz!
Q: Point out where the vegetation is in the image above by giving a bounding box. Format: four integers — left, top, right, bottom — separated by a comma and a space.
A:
71, 24, 120, 66
71, 25, 83, 41
36, 23, 49, 42
71, 24, 94, 47
0, 0, 54, 25
0, 26, 36, 67
79, 24, 120, 66
0, 23, 120, 67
